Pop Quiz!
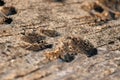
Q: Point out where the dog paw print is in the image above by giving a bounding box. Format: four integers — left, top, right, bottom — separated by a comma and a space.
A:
69, 37, 98, 57
45, 36, 98, 62
0, 0, 17, 24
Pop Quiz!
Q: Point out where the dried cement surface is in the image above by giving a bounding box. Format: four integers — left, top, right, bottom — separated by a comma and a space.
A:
0, 0, 120, 80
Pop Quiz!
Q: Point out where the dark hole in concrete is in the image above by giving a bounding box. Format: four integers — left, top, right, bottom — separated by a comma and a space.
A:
109, 11, 116, 19
117, 37, 120, 41
108, 41, 115, 44
87, 48, 98, 57
0, 0, 5, 6
59, 53, 75, 62
45, 44, 53, 49
5, 18, 13, 24
54, 0, 64, 2
97, 20, 108, 25
108, 0, 112, 2
3, 30, 6, 33
8, 7, 17, 15
94, 5, 104, 13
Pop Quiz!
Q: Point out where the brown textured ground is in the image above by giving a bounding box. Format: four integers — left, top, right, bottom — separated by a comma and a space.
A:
0, 0, 120, 80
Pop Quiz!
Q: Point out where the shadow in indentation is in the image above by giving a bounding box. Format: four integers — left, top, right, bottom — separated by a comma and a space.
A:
54, 0, 65, 2
1, 6, 17, 16
4, 18, 13, 24
108, 41, 115, 45
94, 5, 104, 13
87, 48, 98, 57
21, 32, 53, 51
0, 0, 5, 6
109, 11, 116, 20
59, 53, 76, 62
70, 37, 98, 57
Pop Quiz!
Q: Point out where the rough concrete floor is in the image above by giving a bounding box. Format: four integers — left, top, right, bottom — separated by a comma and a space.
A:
0, 0, 120, 80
